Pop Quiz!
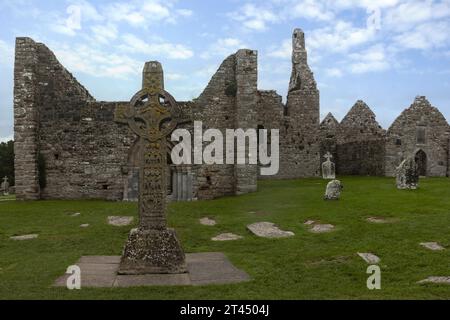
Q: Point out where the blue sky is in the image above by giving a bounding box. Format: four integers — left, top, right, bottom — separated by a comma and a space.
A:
1, 0, 450, 141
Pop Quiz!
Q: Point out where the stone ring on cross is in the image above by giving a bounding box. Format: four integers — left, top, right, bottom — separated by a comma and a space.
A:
126, 88, 183, 142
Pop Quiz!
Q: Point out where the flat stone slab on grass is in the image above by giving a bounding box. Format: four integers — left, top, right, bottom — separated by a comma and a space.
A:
357, 252, 380, 264
247, 222, 294, 238
10, 234, 39, 241
54, 253, 249, 287
211, 233, 243, 241
80, 224, 90, 228
107, 216, 134, 227
366, 217, 389, 224
420, 242, 444, 251
304, 220, 316, 225
418, 277, 450, 284
70, 213, 81, 217
310, 224, 335, 233
199, 217, 217, 226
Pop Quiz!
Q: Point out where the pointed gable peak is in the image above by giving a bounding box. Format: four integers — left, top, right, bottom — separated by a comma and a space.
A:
321, 112, 339, 127
341, 100, 381, 129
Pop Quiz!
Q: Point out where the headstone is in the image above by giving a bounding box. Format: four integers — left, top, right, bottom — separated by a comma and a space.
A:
357, 252, 380, 264
310, 224, 335, 233
396, 156, 419, 190
211, 233, 243, 241
420, 242, 444, 251
366, 217, 388, 224
418, 277, 450, 284
116, 61, 188, 275
10, 234, 39, 240
321, 152, 336, 179
1, 176, 10, 195
247, 222, 295, 238
199, 217, 216, 226
108, 216, 134, 227
324, 179, 342, 200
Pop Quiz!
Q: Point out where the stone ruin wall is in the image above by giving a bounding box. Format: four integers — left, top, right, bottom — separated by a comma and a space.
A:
319, 113, 339, 165
269, 28, 321, 179
14, 37, 138, 200
385, 96, 450, 177
335, 100, 386, 176
14, 30, 450, 201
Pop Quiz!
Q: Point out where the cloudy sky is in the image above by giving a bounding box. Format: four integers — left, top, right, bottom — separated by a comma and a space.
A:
1, 0, 450, 142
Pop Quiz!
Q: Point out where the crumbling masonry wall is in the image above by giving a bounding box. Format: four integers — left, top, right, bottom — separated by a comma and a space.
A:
385, 96, 450, 177
336, 100, 386, 176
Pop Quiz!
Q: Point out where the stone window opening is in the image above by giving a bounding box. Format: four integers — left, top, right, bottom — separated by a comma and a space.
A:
395, 138, 402, 146
416, 126, 426, 144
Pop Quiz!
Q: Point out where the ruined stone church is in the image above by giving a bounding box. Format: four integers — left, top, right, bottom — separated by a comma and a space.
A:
13, 29, 450, 201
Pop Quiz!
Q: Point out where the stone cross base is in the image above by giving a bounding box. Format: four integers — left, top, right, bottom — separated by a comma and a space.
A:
118, 228, 186, 275
54, 253, 250, 287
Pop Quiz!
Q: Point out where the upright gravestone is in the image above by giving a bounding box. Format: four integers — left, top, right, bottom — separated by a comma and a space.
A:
116, 61, 187, 274
396, 156, 419, 190
322, 152, 336, 179
1, 176, 9, 195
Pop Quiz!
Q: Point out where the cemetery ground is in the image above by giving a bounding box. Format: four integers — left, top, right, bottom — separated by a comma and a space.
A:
0, 177, 449, 300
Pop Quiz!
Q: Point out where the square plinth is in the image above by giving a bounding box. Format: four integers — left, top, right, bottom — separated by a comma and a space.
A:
54, 252, 250, 288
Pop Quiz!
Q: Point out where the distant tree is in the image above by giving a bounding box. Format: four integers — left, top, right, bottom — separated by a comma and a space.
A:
0, 140, 14, 185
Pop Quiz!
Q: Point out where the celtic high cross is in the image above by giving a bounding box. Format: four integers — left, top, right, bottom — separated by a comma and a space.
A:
116, 61, 187, 274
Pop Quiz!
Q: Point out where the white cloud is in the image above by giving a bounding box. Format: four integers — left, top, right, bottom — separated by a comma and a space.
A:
289, 0, 334, 21
53, 43, 141, 79
393, 21, 450, 50
120, 34, 194, 59
201, 38, 247, 59
308, 20, 377, 53
267, 39, 291, 58
384, 0, 450, 32
229, 3, 278, 31
90, 23, 118, 44
325, 68, 343, 77
349, 44, 390, 74
104, 1, 192, 27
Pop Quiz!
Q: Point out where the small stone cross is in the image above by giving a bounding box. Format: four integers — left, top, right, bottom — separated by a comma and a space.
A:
324, 152, 333, 162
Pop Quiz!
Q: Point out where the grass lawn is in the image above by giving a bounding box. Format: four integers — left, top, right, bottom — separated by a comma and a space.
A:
0, 176, 449, 299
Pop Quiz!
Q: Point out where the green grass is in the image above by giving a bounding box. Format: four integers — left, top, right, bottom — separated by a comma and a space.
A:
0, 177, 450, 299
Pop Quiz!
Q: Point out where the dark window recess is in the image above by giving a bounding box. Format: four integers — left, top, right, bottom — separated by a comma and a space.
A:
206, 176, 212, 185
395, 138, 401, 146
102, 185, 109, 190
417, 127, 426, 144
54, 153, 60, 160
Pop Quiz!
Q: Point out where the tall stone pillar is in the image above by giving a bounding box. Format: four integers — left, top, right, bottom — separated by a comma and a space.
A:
14, 38, 40, 200
235, 49, 258, 195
